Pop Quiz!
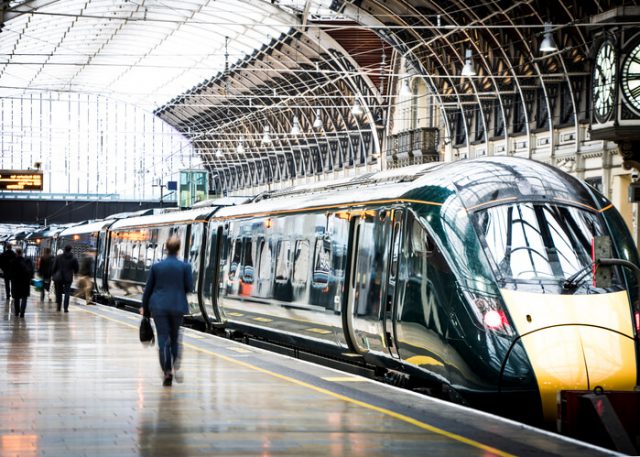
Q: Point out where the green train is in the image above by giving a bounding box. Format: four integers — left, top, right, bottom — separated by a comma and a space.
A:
47, 157, 640, 425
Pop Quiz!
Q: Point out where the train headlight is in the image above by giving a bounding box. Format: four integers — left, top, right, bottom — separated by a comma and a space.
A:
465, 291, 514, 337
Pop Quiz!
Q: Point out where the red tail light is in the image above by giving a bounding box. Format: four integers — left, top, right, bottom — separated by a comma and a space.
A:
483, 309, 508, 329
465, 291, 514, 337
635, 311, 640, 333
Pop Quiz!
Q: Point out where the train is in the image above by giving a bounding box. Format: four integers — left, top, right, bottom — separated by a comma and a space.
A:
6, 157, 640, 426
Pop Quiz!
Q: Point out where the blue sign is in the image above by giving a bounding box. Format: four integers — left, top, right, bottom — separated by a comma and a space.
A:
167, 181, 177, 191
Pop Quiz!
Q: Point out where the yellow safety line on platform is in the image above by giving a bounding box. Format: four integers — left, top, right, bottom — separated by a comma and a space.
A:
322, 376, 368, 382
79, 306, 515, 457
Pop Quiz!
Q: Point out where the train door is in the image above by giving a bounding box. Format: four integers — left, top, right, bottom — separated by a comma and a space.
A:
95, 229, 108, 293
394, 211, 450, 380
202, 223, 224, 324
183, 224, 202, 316
343, 209, 393, 355
383, 208, 404, 358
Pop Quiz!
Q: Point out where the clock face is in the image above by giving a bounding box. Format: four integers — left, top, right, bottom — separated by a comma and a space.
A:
593, 40, 616, 123
622, 41, 640, 113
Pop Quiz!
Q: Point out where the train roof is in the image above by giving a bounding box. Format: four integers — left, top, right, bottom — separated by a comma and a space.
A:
24, 224, 68, 240
109, 206, 217, 230
214, 158, 602, 219
214, 163, 445, 219
58, 219, 116, 237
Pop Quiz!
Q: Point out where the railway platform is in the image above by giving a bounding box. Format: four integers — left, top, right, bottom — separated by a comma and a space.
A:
0, 286, 623, 457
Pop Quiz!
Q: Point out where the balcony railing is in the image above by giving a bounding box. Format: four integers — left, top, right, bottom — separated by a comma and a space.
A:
385, 127, 440, 168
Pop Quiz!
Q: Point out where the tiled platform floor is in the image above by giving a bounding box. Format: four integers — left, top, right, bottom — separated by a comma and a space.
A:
0, 282, 621, 457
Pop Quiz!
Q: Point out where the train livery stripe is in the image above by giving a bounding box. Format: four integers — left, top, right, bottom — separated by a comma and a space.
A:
209, 198, 443, 221
80, 306, 515, 457
501, 289, 637, 423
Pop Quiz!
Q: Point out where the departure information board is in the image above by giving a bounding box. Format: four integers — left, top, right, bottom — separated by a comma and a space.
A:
0, 170, 44, 191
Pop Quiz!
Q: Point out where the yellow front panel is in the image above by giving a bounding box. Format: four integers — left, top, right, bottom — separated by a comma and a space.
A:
501, 289, 637, 423
519, 327, 589, 422
501, 289, 633, 337
580, 326, 637, 390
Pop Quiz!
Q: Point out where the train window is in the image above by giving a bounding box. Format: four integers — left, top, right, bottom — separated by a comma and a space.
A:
475, 203, 615, 288
390, 222, 401, 278
293, 240, 310, 285
312, 238, 331, 285
275, 240, 291, 282
230, 238, 242, 279
241, 237, 254, 283
257, 239, 272, 280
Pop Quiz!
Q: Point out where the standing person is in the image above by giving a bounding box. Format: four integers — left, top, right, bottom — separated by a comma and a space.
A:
37, 247, 54, 302
140, 236, 193, 387
51, 245, 79, 312
10, 248, 34, 318
0, 243, 16, 300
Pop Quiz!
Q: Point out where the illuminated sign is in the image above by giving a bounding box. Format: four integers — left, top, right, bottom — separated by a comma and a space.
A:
0, 170, 43, 191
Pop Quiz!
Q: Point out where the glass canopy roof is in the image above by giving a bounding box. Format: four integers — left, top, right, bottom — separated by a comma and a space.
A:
0, 0, 309, 109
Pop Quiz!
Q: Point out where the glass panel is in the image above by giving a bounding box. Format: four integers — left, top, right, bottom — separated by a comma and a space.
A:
258, 239, 272, 280
275, 240, 291, 281
293, 240, 310, 285
475, 203, 618, 290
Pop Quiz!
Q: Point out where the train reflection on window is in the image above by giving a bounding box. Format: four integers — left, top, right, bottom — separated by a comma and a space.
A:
475, 203, 619, 289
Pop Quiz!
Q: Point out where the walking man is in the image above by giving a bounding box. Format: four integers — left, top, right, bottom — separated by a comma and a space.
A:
0, 243, 16, 300
10, 248, 34, 318
51, 245, 79, 312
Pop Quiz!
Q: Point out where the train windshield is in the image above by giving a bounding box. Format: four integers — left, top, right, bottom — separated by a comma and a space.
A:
474, 202, 619, 290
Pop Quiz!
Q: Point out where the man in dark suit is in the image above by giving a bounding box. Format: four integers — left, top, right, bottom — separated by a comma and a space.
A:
0, 243, 16, 300
141, 236, 193, 386
51, 245, 79, 312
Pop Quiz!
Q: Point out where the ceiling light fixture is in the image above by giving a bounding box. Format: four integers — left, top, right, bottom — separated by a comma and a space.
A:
313, 109, 322, 129
400, 77, 412, 97
237, 136, 245, 154
351, 99, 363, 116
290, 115, 300, 136
539, 22, 558, 53
262, 125, 272, 144
461, 49, 476, 76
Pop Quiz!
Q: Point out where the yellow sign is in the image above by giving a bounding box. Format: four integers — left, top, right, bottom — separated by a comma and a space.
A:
0, 170, 43, 191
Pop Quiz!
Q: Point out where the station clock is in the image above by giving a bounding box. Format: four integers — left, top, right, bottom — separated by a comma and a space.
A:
621, 40, 640, 114
592, 39, 617, 123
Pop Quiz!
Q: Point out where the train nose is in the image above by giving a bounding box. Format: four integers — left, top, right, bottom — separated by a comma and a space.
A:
500, 289, 637, 424
516, 325, 636, 423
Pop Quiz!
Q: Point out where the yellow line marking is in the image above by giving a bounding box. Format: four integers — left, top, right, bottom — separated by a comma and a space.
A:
306, 327, 332, 334
252, 317, 273, 322
82, 306, 515, 457
227, 312, 244, 317
186, 333, 205, 339
227, 347, 253, 353
322, 376, 368, 382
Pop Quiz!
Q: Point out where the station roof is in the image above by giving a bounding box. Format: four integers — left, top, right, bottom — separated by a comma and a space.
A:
2, 1, 639, 194
0, 0, 309, 109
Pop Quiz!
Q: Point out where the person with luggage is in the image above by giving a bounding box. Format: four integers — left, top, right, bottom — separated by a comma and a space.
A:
37, 247, 54, 302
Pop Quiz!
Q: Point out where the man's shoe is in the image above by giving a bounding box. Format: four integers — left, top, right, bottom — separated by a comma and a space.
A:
64, 309, 68, 313
20, 313, 24, 318
162, 374, 173, 387
173, 370, 183, 383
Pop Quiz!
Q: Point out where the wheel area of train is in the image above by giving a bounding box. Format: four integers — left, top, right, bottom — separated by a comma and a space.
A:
0, 287, 621, 457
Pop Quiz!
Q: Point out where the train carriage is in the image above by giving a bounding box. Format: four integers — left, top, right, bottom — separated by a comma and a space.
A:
197, 157, 640, 425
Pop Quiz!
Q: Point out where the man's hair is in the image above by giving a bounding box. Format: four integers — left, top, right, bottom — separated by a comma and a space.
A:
166, 236, 181, 255
64, 245, 72, 253
15, 247, 23, 256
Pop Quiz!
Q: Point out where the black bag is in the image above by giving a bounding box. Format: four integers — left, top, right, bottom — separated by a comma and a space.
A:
139, 317, 154, 345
